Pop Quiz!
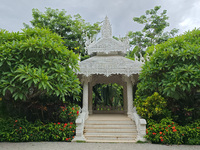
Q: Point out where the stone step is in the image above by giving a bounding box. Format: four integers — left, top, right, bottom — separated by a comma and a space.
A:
86, 139, 136, 143
85, 135, 137, 140
84, 114, 137, 143
85, 132, 137, 136
88, 114, 131, 121
84, 128, 137, 133
85, 124, 136, 129
85, 120, 135, 125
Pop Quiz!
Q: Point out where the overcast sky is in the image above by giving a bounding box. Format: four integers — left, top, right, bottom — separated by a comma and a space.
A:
0, 0, 200, 37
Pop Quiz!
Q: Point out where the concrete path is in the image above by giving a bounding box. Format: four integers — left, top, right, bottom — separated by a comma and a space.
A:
0, 142, 200, 150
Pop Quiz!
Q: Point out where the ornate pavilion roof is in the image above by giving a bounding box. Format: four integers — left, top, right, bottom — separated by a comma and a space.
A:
77, 16, 144, 77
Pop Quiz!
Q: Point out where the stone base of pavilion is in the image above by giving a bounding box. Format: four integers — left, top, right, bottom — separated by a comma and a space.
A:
72, 108, 146, 143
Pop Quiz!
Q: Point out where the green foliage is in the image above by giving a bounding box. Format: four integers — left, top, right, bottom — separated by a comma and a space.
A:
128, 6, 178, 58
135, 29, 200, 124
0, 118, 76, 142
146, 118, 200, 145
93, 84, 123, 108
24, 8, 101, 58
59, 105, 80, 123
0, 28, 81, 102
135, 92, 169, 119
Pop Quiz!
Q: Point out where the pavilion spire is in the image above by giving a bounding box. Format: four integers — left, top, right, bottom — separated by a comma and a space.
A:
101, 16, 112, 38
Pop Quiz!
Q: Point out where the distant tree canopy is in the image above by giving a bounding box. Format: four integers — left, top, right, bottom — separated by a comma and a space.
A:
135, 29, 200, 124
128, 6, 178, 59
24, 8, 101, 60
0, 28, 81, 102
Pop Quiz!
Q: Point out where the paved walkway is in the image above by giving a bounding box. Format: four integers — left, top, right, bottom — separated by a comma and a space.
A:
0, 142, 200, 150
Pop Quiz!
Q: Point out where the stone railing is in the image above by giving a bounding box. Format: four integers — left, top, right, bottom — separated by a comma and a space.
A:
132, 107, 147, 142
72, 109, 88, 142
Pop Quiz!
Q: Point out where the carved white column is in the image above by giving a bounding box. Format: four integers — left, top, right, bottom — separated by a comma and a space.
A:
123, 83, 127, 114
82, 77, 89, 118
127, 76, 134, 118
88, 82, 93, 114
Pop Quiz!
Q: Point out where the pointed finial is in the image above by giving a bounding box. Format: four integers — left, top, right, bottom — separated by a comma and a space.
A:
101, 16, 112, 38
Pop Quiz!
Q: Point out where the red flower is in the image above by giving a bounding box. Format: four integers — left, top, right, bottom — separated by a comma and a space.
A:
69, 126, 72, 128
14, 124, 16, 126
152, 133, 156, 135
172, 126, 175, 130
173, 129, 177, 132
166, 127, 168, 129
161, 139, 164, 142
59, 128, 61, 130
166, 130, 168, 132
168, 125, 171, 127
159, 132, 162, 135
70, 122, 73, 125
66, 138, 69, 141
72, 107, 75, 110
15, 120, 18, 123
182, 134, 184, 136
146, 131, 148, 134
151, 128, 153, 130
163, 133, 165, 135
19, 127, 22, 129
73, 130, 75, 133
77, 111, 79, 114
160, 136, 163, 139
172, 122, 174, 124
54, 123, 56, 125
57, 122, 60, 125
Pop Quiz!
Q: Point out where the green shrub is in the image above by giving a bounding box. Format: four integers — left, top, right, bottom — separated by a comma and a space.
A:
0, 28, 81, 102
145, 118, 200, 145
135, 29, 200, 124
0, 118, 76, 142
135, 92, 170, 120
59, 105, 80, 123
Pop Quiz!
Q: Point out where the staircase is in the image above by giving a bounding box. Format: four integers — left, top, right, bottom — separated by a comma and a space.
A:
84, 114, 137, 143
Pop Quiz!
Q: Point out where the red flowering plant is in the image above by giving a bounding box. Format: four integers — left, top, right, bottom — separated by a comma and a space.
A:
0, 118, 76, 142
146, 118, 200, 145
145, 118, 184, 144
59, 105, 80, 123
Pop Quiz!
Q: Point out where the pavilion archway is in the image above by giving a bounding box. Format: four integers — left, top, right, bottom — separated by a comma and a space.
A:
92, 83, 124, 114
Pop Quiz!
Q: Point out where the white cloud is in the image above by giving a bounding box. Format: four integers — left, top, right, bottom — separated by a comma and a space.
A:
179, 1, 200, 32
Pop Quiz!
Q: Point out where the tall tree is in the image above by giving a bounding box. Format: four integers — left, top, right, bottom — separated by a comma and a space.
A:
128, 6, 178, 58
24, 8, 101, 59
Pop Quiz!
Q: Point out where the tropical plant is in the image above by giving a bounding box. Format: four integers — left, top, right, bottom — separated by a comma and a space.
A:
93, 84, 123, 109
0, 28, 81, 102
135, 29, 200, 124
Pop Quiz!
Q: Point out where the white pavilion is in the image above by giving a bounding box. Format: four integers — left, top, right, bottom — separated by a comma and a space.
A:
73, 17, 146, 142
